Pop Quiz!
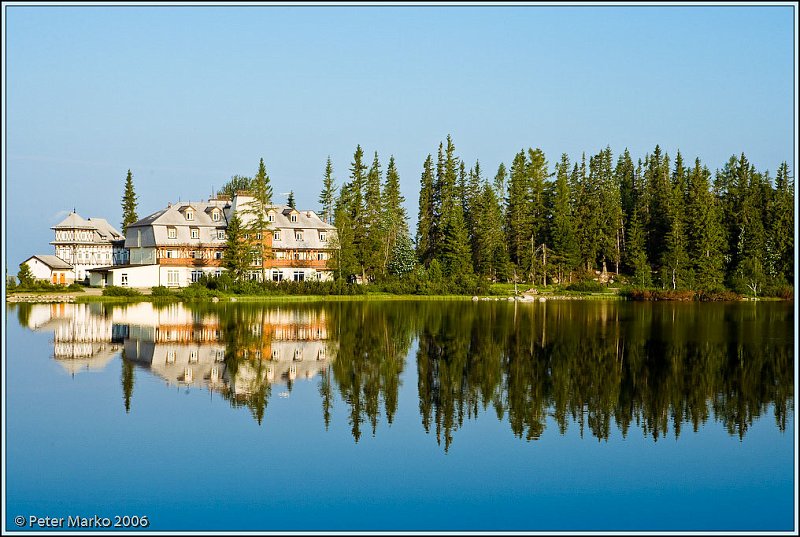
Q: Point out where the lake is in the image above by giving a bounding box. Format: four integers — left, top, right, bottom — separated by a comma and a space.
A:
4, 299, 795, 532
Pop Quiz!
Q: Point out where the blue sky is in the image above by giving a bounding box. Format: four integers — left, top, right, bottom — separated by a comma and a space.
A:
3, 4, 795, 270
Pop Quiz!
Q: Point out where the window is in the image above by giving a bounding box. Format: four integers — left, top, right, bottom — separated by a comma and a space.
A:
290, 214, 297, 223
166, 350, 176, 364
273, 230, 281, 241
168, 227, 177, 239
294, 252, 300, 260
268, 213, 275, 222
243, 233, 249, 240
186, 210, 194, 221
293, 270, 305, 282
256, 233, 262, 240
191, 270, 203, 283
317, 252, 325, 261
217, 230, 225, 240
212, 210, 221, 222
121, 273, 128, 286
319, 232, 327, 241
166, 250, 178, 259
167, 270, 180, 286
250, 252, 262, 266
272, 270, 283, 282
189, 350, 198, 363
137, 230, 142, 247
215, 251, 222, 260
215, 269, 222, 277
295, 230, 304, 241
191, 228, 199, 239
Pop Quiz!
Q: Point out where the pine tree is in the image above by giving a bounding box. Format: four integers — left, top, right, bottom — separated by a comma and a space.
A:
318, 156, 337, 225
627, 206, 652, 288
381, 156, 409, 275
493, 162, 507, 201
363, 152, 384, 280
287, 190, 296, 209
17, 262, 35, 287
506, 150, 531, 276
767, 162, 794, 283
527, 148, 550, 283
224, 214, 249, 281
416, 155, 436, 266
239, 158, 274, 281
438, 136, 473, 279
121, 169, 139, 234
475, 180, 509, 281
551, 154, 580, 282
217, 175, 252, 198
663, 151, 690, 289
334, 145, 368, 282
686, 159, 725, 289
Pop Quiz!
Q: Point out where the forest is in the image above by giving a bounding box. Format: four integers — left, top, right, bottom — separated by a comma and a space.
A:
210, 137, 793, 298
328, 136, 793, 297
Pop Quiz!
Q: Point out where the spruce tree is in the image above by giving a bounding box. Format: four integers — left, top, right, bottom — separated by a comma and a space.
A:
217, 175, 252, 198
239, 158, 274, 281
416, 155, 436, 266
506, 150, 531, 277
381, 156, 409, 275
551, 154, 580, 282
363, 152, 384, 280
318, 156, 337, 225
686, 159, 725, 289
767, 162, 794, 283
287, 190, 296, 209
663, 151, 690, 289
224, 214, 249, 281
121, 169, 139, 235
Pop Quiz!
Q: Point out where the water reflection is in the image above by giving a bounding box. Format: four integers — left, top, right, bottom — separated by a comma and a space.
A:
15, 300, 793, 449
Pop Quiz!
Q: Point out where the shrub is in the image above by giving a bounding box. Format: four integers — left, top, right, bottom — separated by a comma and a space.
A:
564, 280, 606, 293
102, 285, 142, 297
150, 286, 174, 297
66, 283, 85, 292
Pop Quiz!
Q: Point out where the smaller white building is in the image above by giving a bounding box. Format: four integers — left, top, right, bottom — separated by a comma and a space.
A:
22, 255, 75, 285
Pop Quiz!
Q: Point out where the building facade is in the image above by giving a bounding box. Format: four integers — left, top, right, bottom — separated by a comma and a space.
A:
89, 192, 338, 288
49, 211, 126, 281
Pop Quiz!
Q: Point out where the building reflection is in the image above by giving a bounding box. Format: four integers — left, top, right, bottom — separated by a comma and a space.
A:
24, 303, 336, 420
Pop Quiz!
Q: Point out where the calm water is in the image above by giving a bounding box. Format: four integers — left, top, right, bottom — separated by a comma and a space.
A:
5, 299, 795, 532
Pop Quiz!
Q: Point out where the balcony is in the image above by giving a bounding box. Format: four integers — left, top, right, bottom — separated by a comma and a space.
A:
159, 258, 223, 267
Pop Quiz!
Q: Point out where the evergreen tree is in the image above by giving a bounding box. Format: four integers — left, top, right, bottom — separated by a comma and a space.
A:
333, 145, 368, 281
17, 262, 35, 287
438, 136, 473, 279
387, 233, 417, 277
767, 162, 794, 283
318, 156, 337, 225
475, 180, 509, 281
363, 152, 384, 280
217, 175, 252, 198
506, 150, 532, 276
121, 169, 139, 234
663, 151, 690, 289
527, 148, 550, 284
627, 206, 652, 287
416, 155, 436, 266
223, 214, 249, 281
493, 162, 507, 201
686, 159, 725, 289
239, 158, 274, 281
287, 190, 296, 209
381, 156, 409, 275
550, 154, 580, 282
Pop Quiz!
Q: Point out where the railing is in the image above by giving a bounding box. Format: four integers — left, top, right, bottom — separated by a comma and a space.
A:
158, 258, 224, 267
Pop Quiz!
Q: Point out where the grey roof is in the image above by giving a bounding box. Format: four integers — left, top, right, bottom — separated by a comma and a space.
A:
87, 218, 123, 241
26, 255, 73, 269
126, 197, 337, 250
53, 211, 93, 229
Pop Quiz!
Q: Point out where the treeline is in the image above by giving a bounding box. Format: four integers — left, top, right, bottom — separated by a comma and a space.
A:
325, 137, 793, 295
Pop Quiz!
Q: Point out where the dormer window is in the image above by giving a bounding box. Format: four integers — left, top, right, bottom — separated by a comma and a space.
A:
268, 212, 275, 223
211, 210, 221, 222
290, 214, 297, 223
185, 209, 194, 221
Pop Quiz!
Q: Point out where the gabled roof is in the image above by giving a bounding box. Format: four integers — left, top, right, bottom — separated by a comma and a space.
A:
87, 218, 123, 241
53, 211, 93, 229
128, 200, 230, 229
25, 255, 73, 270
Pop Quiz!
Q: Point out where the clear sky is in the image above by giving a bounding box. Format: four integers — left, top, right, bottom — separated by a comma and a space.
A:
3, 4, 796, 271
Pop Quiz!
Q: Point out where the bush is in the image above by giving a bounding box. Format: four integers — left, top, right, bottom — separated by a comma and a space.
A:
564, 280, 607, 293
762, 283, 793, 300
102, 285, 142, 297
150, 286, 174, 297
66, 283, 85, 292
